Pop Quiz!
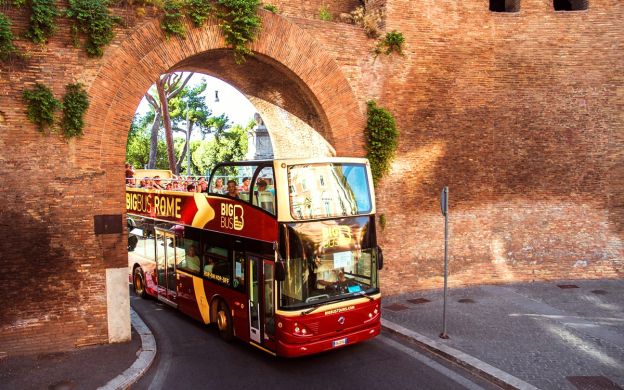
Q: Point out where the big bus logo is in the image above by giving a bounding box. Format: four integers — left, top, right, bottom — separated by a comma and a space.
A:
322, 226, 352, 249
220, 203, 244, 231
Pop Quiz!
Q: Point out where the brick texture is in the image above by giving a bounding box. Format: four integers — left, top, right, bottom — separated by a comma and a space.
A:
0, 0, 622, 355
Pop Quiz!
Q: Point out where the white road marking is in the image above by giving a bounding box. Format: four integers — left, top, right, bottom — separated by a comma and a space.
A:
378, 335, 487, 390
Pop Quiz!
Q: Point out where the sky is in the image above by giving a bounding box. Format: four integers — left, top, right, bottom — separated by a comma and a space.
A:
135, 72, 258, 131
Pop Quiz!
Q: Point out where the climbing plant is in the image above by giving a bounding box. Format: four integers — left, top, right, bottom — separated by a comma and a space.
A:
262, 4, 278, 13
22, 83, 62, 133
66, 0, 121, 57
186, 0, 212, 27
161, 0, 186, 38
374, 30, 405, 56
365, 100, 399, 185
216, 0, 261, 64
25, 0, 59, 44
61, 83, 89, 138
0, 12, 16, 61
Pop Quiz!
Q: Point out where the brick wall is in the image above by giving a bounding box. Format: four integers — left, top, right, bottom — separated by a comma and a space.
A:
0, 0, 622, 355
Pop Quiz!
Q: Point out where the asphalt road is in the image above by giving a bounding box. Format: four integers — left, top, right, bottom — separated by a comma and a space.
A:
131, 293, 499, 390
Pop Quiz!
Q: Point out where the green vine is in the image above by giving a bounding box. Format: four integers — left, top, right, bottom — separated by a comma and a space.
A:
379, 213, 386, 231
61, 83, 89, 138
216, 0, 261, 64
161, 0, 186, 38
365, 100, 399, 185
186, 0, 212, 27
262, 3, 278, 13
374, 30, 405, 56
318, 4, 332, 21
25, 0, 59, 44
66, 0, 121, 57
22, 83, 62, 132
0, 13, 17, 61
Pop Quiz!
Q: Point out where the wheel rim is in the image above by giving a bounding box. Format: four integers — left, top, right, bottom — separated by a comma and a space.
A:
217, 310, 228, 331
134, 273, 143, 294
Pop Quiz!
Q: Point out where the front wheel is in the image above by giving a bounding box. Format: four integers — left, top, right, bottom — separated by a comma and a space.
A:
215, 300, 234, 342
133, 267, 147, 298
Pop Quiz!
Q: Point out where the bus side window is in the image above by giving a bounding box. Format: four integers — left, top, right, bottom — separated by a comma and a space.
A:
233, 252, 245, 292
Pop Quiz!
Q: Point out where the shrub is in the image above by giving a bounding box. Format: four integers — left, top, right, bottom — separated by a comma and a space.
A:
365, 100, 398, 184
262, 3, 278, 13
61, 83, 90, 138
23, 83, 62, 132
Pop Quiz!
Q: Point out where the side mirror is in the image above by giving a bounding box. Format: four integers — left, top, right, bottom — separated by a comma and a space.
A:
377, 246, 384, 270
275, 261, 286, 281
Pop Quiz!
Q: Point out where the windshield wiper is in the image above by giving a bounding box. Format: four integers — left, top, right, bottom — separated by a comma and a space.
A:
353, 291, 374, 301
301, 292, 374, 315
301, 303, 324, 315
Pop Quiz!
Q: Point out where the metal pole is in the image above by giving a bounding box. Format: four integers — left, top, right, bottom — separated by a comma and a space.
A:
440, 186, 449, 339
186, 111, 191, 177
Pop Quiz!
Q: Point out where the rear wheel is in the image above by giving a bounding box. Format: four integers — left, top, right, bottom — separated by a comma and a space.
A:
215, 300, 234, 342
133, 267, 147, 298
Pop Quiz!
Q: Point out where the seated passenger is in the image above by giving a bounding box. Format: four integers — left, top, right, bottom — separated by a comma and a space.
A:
213, 178, 225, 194
179, 245, 200, 272
203, 255, 215, 274
152, 176, 165, 190
226, 179, 240, 199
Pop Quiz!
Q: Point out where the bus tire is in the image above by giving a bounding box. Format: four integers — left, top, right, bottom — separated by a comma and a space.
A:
216, 300, 234, 342
133, 267, 147, 299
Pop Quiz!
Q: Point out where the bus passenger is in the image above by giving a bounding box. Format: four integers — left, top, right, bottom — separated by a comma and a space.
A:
240, 177, 250, 192
213, 178, 225, 194
226, 180, 240, 199
179, 245, 200, 272
153, 176, 165, 190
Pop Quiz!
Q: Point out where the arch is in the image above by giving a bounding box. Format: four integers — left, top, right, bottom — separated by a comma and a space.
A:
81, 12, 365, 174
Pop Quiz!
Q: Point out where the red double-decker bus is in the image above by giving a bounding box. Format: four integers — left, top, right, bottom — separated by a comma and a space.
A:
127, 157, 383, 357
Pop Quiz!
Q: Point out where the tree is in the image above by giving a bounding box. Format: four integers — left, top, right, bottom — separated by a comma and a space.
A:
144, 72, 193, 171
193, 119, 250, 175
169, 79, 213, 175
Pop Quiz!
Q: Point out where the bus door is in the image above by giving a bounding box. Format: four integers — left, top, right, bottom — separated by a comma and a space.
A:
248, 256, 276, 350
155, 229, 177, 307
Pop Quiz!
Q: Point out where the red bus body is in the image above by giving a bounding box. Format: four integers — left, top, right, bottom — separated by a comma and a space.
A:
127, 158, 380, 357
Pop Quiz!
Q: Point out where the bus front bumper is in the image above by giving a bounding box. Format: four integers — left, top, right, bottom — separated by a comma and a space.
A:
276, 322, 381, 358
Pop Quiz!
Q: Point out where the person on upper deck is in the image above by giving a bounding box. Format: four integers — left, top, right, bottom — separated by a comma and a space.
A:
213, 178, 225, 194
240, 177, 250, 192
152, 176, 165, 190
226, 179, 240, 199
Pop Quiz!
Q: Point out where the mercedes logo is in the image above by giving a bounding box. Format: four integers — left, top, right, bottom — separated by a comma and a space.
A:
338, 316, 345, 325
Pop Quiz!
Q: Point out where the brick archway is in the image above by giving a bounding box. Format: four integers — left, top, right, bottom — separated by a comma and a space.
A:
81, 12, 365, 343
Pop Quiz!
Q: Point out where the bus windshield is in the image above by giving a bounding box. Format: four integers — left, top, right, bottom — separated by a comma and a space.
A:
279, 216, 378, 310
287, 163, 372, 220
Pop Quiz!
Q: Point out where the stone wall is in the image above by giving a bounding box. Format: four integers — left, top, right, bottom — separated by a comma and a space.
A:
0, 0, 621, 355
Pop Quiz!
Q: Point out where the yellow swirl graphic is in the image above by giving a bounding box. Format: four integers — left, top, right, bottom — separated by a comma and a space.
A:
191, 193, 215, 228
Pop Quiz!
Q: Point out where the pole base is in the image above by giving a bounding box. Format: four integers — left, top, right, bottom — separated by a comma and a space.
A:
439, 332, 450, 339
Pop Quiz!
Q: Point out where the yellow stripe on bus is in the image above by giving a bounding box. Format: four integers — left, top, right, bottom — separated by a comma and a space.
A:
191, 192, 215, 228
192, 276, 210, 324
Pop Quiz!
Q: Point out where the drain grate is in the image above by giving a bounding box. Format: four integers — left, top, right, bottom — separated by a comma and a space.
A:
458, 298, 476, 303
567, 376, 622, 390
590, 289, 608, 295
407, 298, 431, 304
557, 284, 580, 289
384, 303, 409, 311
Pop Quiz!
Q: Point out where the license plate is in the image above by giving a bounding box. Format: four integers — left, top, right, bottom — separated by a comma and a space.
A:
333, 338, 348, 347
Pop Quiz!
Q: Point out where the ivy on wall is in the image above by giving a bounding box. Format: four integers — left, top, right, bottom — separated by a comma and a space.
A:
186, 0, 212, 27
161, 0, 186, 38
216, 0, 261, 64
25, 0, 59, 44
61, 83, 89, 138
22, 83, 62, 133
0, 12, 17, 60
23, 82, 90, 138
66, 0, 121, 57
374, 30, 405, 56
365, 100, 399, 185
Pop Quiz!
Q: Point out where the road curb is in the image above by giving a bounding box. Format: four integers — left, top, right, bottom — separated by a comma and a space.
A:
99, 308, 157, 390
381, 319, 539, 390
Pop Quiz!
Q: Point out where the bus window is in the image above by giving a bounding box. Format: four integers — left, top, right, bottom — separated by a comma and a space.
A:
210, 164, 258, 202
204, 246, 231, 285
233, 252, 245, 292
252, 167, 276, 215
177, 238, 201, 273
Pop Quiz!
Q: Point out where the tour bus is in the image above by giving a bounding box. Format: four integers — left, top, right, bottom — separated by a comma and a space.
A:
127, 157, 383, 357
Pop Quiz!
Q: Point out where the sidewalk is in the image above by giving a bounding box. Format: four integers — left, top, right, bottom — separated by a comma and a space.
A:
0, 309, 155, 390
381, 279, 624, 390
